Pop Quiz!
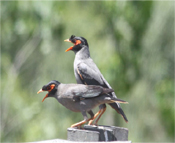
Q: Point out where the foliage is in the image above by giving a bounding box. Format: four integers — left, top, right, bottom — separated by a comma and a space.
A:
1, 1, 174, 142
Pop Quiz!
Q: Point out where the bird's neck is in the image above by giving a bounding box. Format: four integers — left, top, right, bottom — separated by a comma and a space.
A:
74, 46, 90, 60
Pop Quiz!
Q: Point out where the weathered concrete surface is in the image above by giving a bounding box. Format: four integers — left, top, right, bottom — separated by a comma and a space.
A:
84, 125, 114, 141
67, 127, 99, 141
67, 125, 128, 142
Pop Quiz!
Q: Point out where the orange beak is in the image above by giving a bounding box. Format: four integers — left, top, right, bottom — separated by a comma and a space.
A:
64, 39, 74, 52
65, 46, 73, 52
42, 93, 48, 102
64, 38, 82, 52
37, 89, 48, 102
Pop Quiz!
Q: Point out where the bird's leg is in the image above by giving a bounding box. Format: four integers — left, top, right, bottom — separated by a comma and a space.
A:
71, 120, 88, 128
88, 104, 106, 125
71, 112, 89, 128
88, 109, 103, 125
94, 105, 106, 125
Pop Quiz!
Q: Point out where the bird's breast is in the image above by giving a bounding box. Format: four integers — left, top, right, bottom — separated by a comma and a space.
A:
56, 97, 80, 112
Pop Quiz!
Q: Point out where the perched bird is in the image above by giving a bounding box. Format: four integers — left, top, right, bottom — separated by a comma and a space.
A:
64, 35, 128, 125
37, 80, 128, 128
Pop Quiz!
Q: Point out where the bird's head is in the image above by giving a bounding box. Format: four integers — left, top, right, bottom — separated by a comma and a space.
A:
37, 80, 60, 102
64, 35, 88, 52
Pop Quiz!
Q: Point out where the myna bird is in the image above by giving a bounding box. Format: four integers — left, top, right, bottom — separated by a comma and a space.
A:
37, 80, 128, 128
64, 35, 128, 125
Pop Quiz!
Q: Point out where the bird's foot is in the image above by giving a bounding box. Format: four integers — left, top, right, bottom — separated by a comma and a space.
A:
71, 124, 80, 128
88, 120, 98, 126
93, 122, 98, 126
71, 119, 87, 128
71, 121, 86, 129
89, 123, 98, 126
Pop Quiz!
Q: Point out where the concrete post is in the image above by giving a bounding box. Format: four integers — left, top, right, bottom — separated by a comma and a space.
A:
67, 125, 129, 142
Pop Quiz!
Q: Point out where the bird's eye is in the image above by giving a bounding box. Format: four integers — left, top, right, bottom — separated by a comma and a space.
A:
72, 39, 76, 43
47, 86, 51, 90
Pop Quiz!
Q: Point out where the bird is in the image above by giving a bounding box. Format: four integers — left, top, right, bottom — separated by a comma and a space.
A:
64, 35, 128, 125
37, 80, 128, 128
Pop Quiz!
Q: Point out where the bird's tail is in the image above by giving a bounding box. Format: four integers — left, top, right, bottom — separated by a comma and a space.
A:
108, 102, 128, 122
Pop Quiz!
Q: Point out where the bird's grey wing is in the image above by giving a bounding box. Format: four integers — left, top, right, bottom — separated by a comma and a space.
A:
76, 62, 105, 86
72, 85, 114, 99
77, 61, 119, 99
77, 62, 115, 96
72, 85, 103, 100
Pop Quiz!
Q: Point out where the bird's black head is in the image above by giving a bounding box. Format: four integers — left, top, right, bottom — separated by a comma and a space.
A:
37, 80, 60, 102
64, 35, 88, 52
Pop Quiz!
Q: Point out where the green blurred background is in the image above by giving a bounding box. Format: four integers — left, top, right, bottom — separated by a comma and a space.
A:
1, 1, 174, 142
